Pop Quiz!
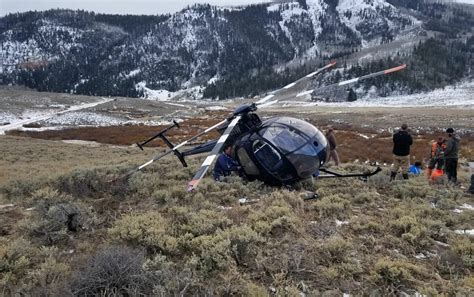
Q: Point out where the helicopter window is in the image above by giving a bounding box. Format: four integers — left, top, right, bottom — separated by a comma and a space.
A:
252, 140, 282, 172
273, 117, 320, 138
286, 144, 320, 178
260, 125, 308, 154
237, 148, 260, 175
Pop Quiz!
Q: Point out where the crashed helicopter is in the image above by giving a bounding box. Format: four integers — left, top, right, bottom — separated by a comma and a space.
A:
121, 61, 406, 191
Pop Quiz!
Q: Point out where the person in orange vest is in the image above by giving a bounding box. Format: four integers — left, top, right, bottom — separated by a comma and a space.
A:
427, 137, 446, 180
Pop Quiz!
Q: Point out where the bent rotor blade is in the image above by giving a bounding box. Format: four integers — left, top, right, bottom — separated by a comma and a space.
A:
255, 60, 336, 106
115, 119, 228, 181
187, 116, 242, 192
297, 64, 407, 97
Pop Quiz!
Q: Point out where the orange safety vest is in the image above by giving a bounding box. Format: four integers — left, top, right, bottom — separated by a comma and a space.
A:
431, 142, 445, 158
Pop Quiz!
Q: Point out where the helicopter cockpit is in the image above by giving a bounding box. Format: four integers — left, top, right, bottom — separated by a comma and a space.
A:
235, 116, 328, 185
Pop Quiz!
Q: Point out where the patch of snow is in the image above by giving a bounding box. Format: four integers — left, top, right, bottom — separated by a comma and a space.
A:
435, 240, 450, 247
43, 112, 124, 126
208, 76, 219, 84
453, 209, 463, 214
136, 82, 179, 101
336, 219, 349, 226
292, 80, 474, 107
204, 106, 228, 111
460, 204, 474, 210
454, 229, 474, 236
125, 69, 141, 78
0, 98, 113, 135
62, 140, 101, 147
20, 125, 70, 132
0, 204, 15, 210
356, 133, 370, 139
267, 4, 280, 12
415, 253, 427, 259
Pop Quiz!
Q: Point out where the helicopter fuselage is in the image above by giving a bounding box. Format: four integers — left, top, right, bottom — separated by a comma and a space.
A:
232, 115, 329, 185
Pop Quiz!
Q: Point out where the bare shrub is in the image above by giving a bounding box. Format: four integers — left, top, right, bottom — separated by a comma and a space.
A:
70, 246, 154, 296
24, 202, 84, 246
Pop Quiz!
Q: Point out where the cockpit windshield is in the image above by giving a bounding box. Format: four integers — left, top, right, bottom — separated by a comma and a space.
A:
259, 117, 324, 155
258, 117, 328, 179
260, 125, 308, 154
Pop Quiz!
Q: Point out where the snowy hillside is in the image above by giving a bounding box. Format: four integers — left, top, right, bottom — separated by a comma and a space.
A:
0, 1, 420, 95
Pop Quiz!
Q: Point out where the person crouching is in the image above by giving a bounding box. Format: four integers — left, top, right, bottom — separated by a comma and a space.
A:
213, 143, 241, 181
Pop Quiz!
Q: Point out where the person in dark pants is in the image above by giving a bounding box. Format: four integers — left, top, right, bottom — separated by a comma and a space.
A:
213, 143, 241, 181
391, 123, 413, 180
326, 127, 340, 166
444, 128, 461, 183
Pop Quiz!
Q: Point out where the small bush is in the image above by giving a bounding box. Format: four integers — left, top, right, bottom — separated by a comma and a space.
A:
109, 211, 179, 254
0, 239, 37, 287
451, 237, 474, 269
350, 216, 384, 235
372, 258, 429, 290
248, 200, 300, 235
311, 194, 350, 219
168, 207, 232, 237
24, 202, 84, 246
319, 236, 353, 264
70, 246, 154, 296
1, 179, 41, 200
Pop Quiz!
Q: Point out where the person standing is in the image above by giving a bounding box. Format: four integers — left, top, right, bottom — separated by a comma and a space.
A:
427, 137, 446, 180
326, 127, 340, 166
391, 124, 413, 180
444, 128, 461, 183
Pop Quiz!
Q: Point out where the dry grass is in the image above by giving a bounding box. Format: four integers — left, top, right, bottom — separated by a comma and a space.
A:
0, 133, 473, 295
1, 101, 474, 296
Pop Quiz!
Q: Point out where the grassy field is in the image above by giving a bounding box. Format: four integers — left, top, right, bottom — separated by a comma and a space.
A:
1, 90, 473, 295
0, 130, 473, 295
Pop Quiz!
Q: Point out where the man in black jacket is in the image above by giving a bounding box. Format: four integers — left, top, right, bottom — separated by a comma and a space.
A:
391, 124, 413, 180
444, 128, 461, 183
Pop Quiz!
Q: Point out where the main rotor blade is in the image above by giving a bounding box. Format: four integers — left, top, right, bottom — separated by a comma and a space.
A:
187, 116, 242, 192
255, 60, 336, 105
297, 64, 407, 97
118, 119, 228, 180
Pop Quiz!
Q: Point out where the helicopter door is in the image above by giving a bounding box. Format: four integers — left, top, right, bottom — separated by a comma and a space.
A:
237, 147, 260, 175
252, 140, 283, 173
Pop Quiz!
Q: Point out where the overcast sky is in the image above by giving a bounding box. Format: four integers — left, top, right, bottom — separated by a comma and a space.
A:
2, 0, 473, 16
1, 0, 275, 16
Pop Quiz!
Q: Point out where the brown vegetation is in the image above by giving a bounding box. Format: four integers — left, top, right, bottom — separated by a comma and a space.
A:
0, 133, 473, 295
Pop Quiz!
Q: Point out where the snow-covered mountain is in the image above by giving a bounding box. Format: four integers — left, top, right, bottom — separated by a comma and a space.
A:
0, 0, 472, 99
